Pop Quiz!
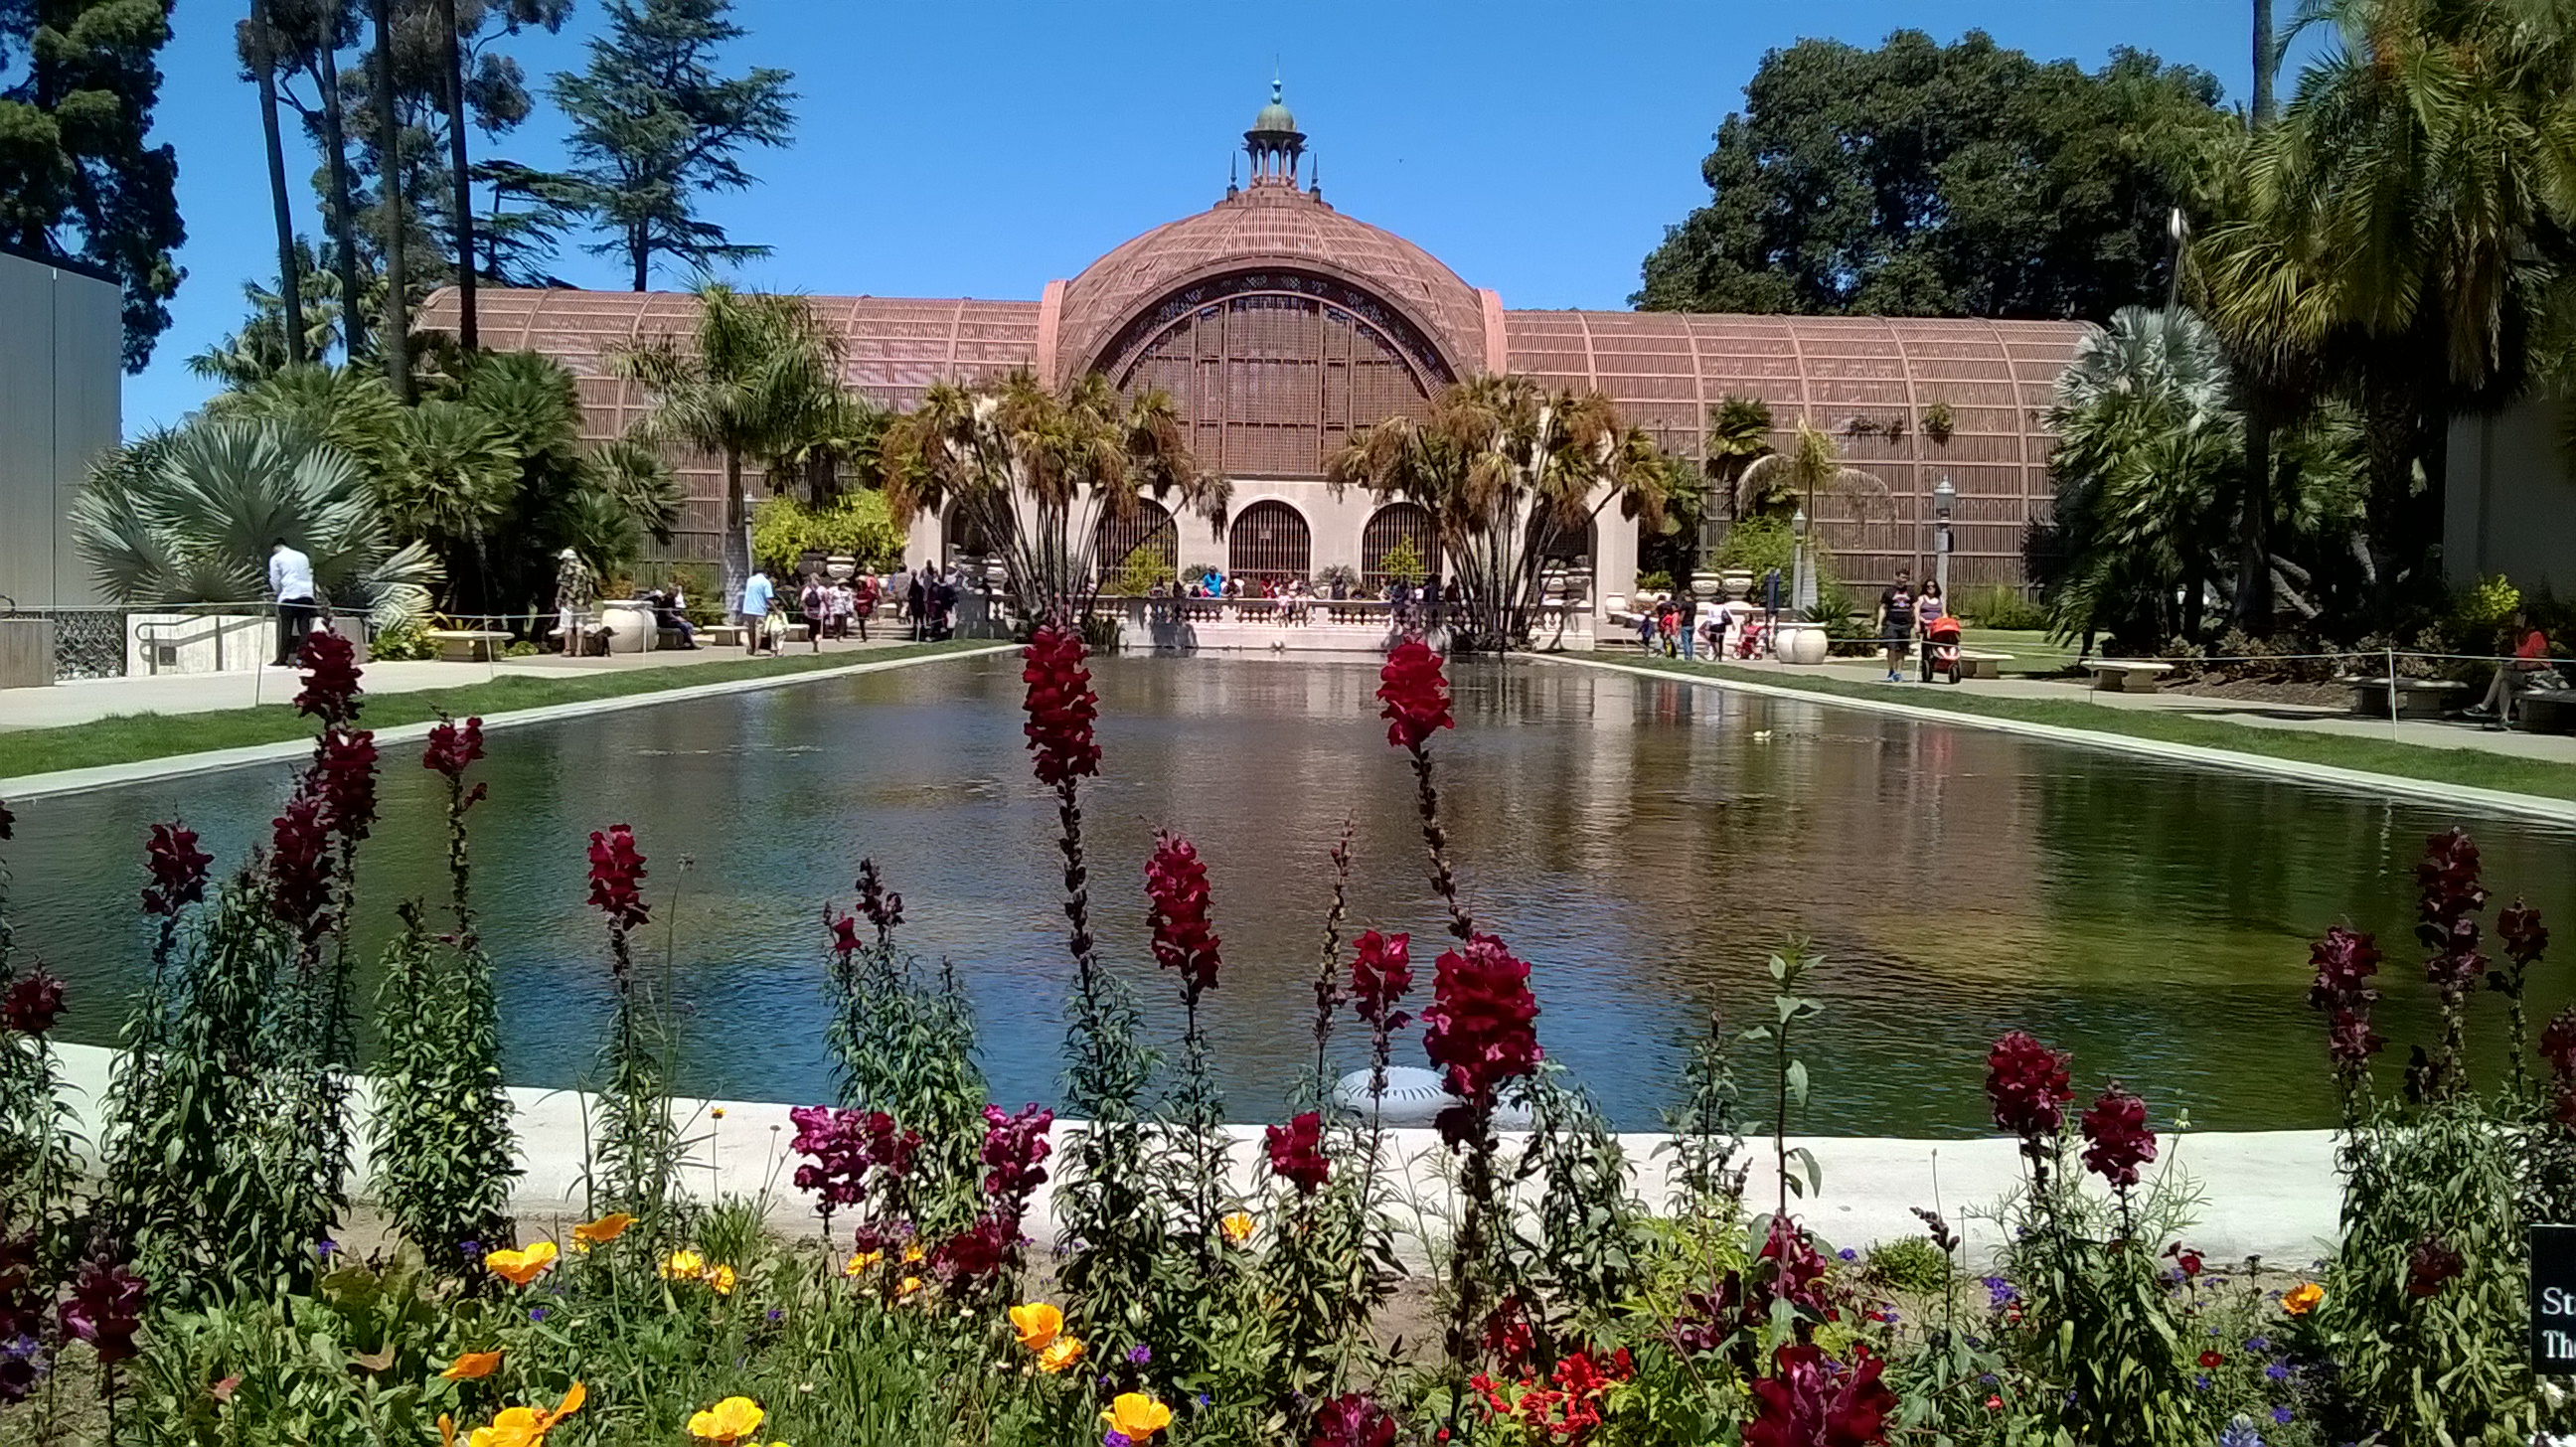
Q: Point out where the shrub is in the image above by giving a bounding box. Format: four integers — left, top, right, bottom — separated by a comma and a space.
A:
1862, 1237, 1950, 1297
749, 491, 905, 576
1956, 582, 2047, 630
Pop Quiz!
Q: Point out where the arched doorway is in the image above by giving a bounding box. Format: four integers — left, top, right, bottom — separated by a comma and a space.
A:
1362, 503, 1442, 589
942, 502, 997, 569
1094, 498, 1179, 589
1528, 510, 1597, 605
1226, 500, 1312, 583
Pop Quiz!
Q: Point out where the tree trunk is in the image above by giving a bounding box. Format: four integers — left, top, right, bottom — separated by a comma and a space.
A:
251, 0, 306, 368
2235, 406, 2274, 628
369, 0, 409, 401
434, 0, 475, 351
315, 27, 367, 362
724, 447, 748, 612
2252, 0, 2277, 125
632, 223, 648, 292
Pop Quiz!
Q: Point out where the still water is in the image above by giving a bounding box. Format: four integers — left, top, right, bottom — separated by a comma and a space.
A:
8, 655, 2572, 1134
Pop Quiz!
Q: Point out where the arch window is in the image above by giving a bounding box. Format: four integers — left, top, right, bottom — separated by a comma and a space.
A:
942, 502, 997, 565
1094, 498, 1180, 583
1226, 500, 1312, 582
1362, 502, 1443, 587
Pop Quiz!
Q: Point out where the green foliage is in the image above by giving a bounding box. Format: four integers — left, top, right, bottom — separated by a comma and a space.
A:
0, 0, 186, 369
2454, 574, 2524, 637
1920, 400, 1956, 444
1711, 514, 1796, 578
369, 902, 519, 1277
1954, 582, 2048, 630
750, 491, 905, 576
1634, 568, 1673, 592
551, 0, 798, 290
1378, 536, 1428, 585
822, 895, 988, 1238
72, 419, 443, 626
1514, 1071, 1644, 1343
1634, 30, 2226, 320
1103, 539, 1177, 596
1861, 1236, 1951, 1297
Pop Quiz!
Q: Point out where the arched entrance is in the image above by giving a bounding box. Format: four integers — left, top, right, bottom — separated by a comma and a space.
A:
1226, 500, 1312, 583
1094, 498, 1179, 587
1362, 503, 1442, 589
1529, 510, 1597, 604
941, 502, 997, 569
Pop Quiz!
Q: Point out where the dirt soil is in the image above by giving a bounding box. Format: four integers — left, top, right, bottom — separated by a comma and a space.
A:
2166, 674, 2353, 709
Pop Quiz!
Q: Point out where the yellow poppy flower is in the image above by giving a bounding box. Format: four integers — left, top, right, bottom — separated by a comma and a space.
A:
1036, 1337, 1085, 1374
895, 1275, 922, 1300
842, 1249, 882, 1277
570, 1212, 634, 1248
438, 1414, 458, 1447
709, 1263, 736, 1296
901, 1242, 926, 1264
710, 1107, 726, 1120
468, 1382, 583, 1447
2283, 1281, 2325, 1316
1009, 1302, 1062, 1351
1219, 1210, 1254, 1245
662, 1249, 707, 1282
484, 1241, 558, 1287
1100, 1392, 1172, 1442
442, 1350, 503, 1380
687, 1395, 765, 1444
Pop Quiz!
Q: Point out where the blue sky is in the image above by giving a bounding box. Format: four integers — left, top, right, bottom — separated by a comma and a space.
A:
127, 0, 2305, 434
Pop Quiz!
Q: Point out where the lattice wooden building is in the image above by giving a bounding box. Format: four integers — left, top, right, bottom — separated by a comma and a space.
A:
421, 83, 2090, 610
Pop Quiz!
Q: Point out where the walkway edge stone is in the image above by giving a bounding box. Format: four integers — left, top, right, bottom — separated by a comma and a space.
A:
0, 644, 1016, 800
1548, 656, 2576, 827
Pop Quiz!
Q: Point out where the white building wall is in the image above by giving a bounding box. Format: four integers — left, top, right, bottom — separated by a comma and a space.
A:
2446, 396, 2576, 596
0, 250, 120, 607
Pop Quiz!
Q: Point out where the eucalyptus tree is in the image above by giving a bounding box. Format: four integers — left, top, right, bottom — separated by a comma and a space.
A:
1328, 375, 1674, 652
244, 0, 309, 368
608, 281, 848, 606
879, 372, 1223, 628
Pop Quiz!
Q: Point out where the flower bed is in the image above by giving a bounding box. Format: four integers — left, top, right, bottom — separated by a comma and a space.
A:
0, 629, 2561, 1444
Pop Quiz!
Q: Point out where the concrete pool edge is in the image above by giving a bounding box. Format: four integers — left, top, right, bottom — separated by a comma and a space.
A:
45, 1044, 2342, 1268
1549, 655, 2576, 827
0, 643, 1017, 801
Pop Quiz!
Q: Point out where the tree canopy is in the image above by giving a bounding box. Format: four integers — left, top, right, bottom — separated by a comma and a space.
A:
1635, 30, 2229, 321
0, 0, 186, 369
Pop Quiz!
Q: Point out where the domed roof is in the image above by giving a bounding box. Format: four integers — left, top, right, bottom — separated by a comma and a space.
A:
1251, 80, 1296, 134
1053, 186, 1491, 384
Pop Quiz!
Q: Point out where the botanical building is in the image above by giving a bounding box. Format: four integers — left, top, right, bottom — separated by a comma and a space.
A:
422, 86, 2089, 611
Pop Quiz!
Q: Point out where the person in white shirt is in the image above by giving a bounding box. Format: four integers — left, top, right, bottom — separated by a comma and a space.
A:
267, 538, 320, 666
739, 567, 777, 656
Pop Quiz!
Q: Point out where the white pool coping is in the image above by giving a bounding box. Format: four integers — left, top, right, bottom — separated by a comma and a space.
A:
45, 1043, 2342, 1269
0, 644, 1015, 801
1548, 655, 2576, 828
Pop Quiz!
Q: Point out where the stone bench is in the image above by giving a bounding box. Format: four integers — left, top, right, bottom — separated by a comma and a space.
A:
2341, 676, 2467, 720
703, 622, 809, 649
424, 628, 513, 663
2084, 659, 2174, 693
1956, 650, 2012, 681
2518, 689, 2576, 733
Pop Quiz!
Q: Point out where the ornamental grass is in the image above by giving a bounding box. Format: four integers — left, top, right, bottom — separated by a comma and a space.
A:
0, 637, 2564, 1445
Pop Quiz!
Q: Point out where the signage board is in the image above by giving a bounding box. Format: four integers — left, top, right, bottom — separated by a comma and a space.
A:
2533, 1224, 2576, 1370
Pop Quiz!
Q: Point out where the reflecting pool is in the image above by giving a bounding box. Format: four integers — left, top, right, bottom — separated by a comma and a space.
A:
8, 654, 2570, 1133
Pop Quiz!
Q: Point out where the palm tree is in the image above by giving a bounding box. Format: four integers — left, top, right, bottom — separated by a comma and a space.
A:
608, 282, 849, 609
245, 0, 307, 369
432, 0, 476, 351
74, 419, 440, 625
381, 400, 519, 611
879, 371, 1224, 627
1328, 375, 1672, 652
205, 361, 405, 478
367, 0, 410, 399
1704, 395, 1775, 521
1733, 420, 1890, 525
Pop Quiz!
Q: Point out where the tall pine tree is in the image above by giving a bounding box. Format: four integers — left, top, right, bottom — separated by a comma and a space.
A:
0, 0, 187, 370
552, 0, 793, 291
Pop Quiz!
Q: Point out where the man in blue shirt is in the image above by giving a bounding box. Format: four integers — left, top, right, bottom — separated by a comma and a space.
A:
739, 567, 776, 656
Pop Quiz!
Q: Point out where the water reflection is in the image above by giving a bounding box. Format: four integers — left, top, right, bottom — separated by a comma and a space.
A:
7, 655, 2568, 1133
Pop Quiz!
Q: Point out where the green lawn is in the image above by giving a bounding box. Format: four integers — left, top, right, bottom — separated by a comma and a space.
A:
0, 640, 999, 784
1598, 653, 2576, 802
1958, 626, 2084, 675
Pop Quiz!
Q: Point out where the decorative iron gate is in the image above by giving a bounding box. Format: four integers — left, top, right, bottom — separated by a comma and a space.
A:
1225, 501, 1312, 582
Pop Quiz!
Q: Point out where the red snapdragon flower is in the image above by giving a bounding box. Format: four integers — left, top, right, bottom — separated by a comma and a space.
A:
2500, 900, 2550, 968
1984, 1032, 2072, 1145
2406, 1233, 2466, 1298
422, 716, 485, 781
1743, 1344, 1897, 1447
1264, 1109, 1331, 1195
267, 794, 335, 936
788, 1105, 920, 1211
1308, 1393, 1396, 1447
2417, 829, 2489, 996
826, 911, 865, 960
1422, 932, 1542, 1105
2078, 1084, 2157, 1190
292, 629, 364, 724
932, 1213, 1019, 1281
1019, 625, 1100, 787
1, 971, 64, 1036
2308, 926, 2387, 1069
1376, 637, 1453, 751
142, 822, 213, 917
2544, 1007, 2576, 1125
315, 726, 379, 845
585, 825, 649, 930
57, 1254, 144, 1367
979, 1102, 1053, 1214
857, 858, 903, 937
1349, 929, 1413, 1030
1144, 831, 1220, 996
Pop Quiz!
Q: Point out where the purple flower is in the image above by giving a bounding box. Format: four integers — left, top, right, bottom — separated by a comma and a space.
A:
2245, 1336, 2269, 1353
1837, 1248, 1857, 1261
459, 1240, 484, 1260
1103, 1434, 1131, 1447
2194, 1374, 2210, 1391
528, 1307, 548, 1322
2265, 1363, 2290, 1381
2271, 1406, 2294, 1424
1126, 1344, 1152, 1367
1982, 1275, 2016, 1308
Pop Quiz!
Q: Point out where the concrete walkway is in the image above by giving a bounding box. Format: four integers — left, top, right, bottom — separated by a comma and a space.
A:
45, 1044, 2343, 1269
0, 633, 949, 732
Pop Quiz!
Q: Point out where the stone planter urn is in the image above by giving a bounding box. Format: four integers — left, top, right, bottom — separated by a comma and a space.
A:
1719, 568, 1754, 600
598, 599, 656, 653
825, 554, 857, 582
1773, 621, 1830, 665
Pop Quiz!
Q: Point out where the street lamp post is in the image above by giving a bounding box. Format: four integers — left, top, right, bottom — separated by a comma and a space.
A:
1932, 475, 1956, 602
1790, 506, 1814, 614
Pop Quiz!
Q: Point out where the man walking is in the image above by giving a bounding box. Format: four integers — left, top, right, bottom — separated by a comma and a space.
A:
1876, 567, 1917, 682
740, 565, 777, 656
268, 538, 320, 666
554, 548, 595, 655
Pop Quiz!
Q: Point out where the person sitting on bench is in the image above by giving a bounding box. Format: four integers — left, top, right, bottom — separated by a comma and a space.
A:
2465, 609, 2549, 727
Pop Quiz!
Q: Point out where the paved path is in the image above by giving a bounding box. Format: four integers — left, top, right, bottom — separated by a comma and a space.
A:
0, 633, 944, 731
1638, 650, 2576, 765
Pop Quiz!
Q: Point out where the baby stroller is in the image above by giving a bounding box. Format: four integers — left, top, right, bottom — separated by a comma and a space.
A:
1736, 614, 1771, 659
1918, 614, 1964, 684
